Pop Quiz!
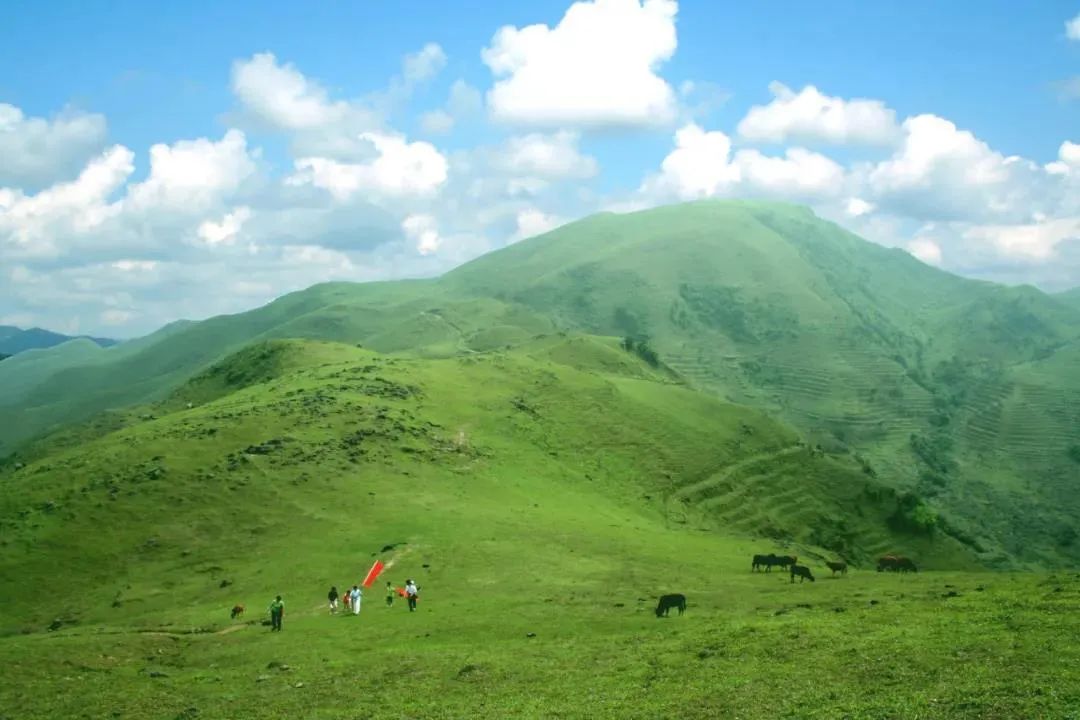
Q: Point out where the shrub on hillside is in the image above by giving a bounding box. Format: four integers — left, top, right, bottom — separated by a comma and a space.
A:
910, 432, 956, 475
620, 336, 660, 368
1068, 444, 1080, 464
888, 492, 938, 535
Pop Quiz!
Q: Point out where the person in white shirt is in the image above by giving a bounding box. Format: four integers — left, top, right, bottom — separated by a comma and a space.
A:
404, 580, 419, 612
350, 585, 362, 615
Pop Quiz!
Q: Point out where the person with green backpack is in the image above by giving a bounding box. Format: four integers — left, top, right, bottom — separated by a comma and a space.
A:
268, 595, 285, 631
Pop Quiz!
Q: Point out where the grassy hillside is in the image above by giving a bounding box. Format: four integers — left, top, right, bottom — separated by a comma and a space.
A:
1, 337, 968, 626
2, 200, 1078, 569
1, 338, 1076, 719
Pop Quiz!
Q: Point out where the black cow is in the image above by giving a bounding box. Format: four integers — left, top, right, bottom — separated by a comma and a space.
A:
775, 555, 798, 570
790, 565, 815, 583
896, 557, 918, 573
655, 593, 687, 617
752, 554, 778, 572
878, 555, 918, 573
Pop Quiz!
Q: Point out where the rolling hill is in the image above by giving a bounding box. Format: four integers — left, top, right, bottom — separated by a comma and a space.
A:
1, 337, 1076, 719
0, 325, 117, 355
2, 199, 1079, 570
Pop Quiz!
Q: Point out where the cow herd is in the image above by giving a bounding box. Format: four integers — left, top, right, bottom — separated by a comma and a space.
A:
876, 555, 918, 573
751, 553, 820, 583
655, 552, 919, 617
752, 552, 917, 583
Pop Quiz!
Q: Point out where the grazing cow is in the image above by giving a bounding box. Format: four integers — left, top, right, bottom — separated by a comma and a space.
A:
775, 555, 797, 570
790, 565, 815, 583
655, 594, 687, 617
753, 554, 778, 572
826, 561, 847, 576
896, 557, 918, 573
230, 604, 245, 619
878, 555, 918, 573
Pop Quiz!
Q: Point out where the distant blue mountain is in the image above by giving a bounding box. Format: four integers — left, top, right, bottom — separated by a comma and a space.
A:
0, 326, 118, 355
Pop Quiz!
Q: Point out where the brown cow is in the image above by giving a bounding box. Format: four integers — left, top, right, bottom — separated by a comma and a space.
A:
826, 561, 847, 576
877, 555, 917, 573
230, 604, 245, 619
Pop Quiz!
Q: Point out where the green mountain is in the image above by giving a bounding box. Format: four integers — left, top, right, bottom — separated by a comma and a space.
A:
4, 200, 1080, 717
1057, 287, 1080, 310
2, 200, 1079, 570
0, 325, 118, 355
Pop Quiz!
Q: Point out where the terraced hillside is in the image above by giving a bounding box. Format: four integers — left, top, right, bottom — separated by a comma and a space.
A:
3, 199, 1078, 567
443, 201, 1080, 567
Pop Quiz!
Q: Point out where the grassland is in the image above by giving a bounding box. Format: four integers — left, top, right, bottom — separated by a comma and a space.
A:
2, 338, 1077, 718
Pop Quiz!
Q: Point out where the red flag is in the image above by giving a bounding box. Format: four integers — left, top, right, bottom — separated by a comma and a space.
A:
362, 560, 385, 588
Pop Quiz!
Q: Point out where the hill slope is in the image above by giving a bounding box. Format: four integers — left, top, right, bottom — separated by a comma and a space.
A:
443, 201, 1080, 567
1, 338, 1076, 719
2, 200, 1078, 568
1, 337, 969, 629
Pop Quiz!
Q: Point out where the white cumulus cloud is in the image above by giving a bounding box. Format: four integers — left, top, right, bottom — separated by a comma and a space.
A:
963, 218, 1080, 262
496, 131, 598, 179
403, 43, 448, 84
231, 53, 352, 130
402, 214, 442, 255
1067, 12, 1080, 40
288, 132, 448, 201
846, 197, 875, 217
640, 123, 844, 200
126, 130, 257, 213
1046, 141, 1080, 176
866, 114, 1038, 222
198, 206, 253, 246
0, 103, 109, 188
511, 208, 563, 243
737, 82, 900, 146
483, 0, 679, 128
420, 109, 455, 135
0, 145, 134, 258
906, 238, 943, 265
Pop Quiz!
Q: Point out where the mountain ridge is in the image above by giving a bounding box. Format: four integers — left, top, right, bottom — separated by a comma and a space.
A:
2, 199, 1078, 568
0, 325, 118, 355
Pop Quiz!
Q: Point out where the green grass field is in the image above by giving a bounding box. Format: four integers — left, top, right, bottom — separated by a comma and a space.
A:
2, 338, 1076, 718
2, 200, 1080, 718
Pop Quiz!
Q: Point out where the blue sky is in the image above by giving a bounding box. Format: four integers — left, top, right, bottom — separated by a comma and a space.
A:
1, 1, 1079, 336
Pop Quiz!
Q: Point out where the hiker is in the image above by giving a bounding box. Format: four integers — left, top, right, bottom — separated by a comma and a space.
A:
268, 595, 284, 631
405, 579, 419, 612
350, 585, 362, 615
328, 586, 339, 614
385, 581, 395, 607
